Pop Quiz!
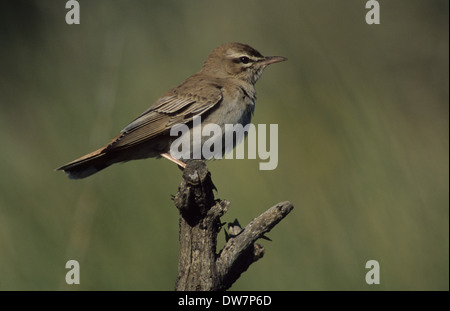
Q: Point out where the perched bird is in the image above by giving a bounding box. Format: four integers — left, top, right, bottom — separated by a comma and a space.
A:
57, 43, 286, 179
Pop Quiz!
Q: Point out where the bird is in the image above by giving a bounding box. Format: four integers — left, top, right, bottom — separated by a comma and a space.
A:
57, 42, 287, 179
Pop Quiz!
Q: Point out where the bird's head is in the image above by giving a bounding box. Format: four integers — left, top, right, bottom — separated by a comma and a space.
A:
201, 42, 287, 84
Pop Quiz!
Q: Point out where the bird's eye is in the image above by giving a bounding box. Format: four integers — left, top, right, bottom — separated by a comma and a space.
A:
240, 56, 250, 64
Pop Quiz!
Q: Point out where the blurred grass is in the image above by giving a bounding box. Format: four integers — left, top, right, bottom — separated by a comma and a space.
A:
0, 0, 448, 290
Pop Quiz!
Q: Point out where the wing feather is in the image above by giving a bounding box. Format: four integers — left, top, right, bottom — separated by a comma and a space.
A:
109, 80, 223, 150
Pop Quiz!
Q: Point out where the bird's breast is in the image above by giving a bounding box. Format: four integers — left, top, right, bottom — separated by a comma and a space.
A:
204, 84, 255, 127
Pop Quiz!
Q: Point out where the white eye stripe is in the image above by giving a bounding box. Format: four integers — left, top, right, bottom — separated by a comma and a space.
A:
228, 52, 247, 58
228, 53, 259, 62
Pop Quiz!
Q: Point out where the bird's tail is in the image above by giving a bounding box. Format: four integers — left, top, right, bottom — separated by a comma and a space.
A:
56, 147, 111, 179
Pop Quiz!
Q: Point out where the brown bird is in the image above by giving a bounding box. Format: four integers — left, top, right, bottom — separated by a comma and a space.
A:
57, 43, 286, 179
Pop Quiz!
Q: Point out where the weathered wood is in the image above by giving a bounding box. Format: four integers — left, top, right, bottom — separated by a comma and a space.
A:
174, 160, 293, 291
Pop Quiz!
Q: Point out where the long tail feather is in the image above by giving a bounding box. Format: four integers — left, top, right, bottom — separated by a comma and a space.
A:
56, 147, 110, 179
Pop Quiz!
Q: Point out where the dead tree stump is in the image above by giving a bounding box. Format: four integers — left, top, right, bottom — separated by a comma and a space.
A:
174, 161, 293, 291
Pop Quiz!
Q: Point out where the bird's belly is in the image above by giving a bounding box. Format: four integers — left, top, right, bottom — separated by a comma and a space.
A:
187, 97, 254, 159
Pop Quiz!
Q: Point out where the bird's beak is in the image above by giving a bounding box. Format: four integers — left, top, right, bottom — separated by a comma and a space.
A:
260, 56, 287, 66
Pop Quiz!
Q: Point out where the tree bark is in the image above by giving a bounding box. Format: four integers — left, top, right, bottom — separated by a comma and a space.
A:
174, 161, 293, 291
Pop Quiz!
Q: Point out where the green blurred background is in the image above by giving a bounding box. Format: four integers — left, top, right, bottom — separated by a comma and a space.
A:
0, 0, 448, 290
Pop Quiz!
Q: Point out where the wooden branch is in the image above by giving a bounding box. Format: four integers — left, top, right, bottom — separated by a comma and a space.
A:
216, 201, 293, 290
173, 160, 293, 291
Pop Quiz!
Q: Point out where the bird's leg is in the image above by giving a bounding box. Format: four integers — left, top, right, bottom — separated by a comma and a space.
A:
160, 153, 187, 169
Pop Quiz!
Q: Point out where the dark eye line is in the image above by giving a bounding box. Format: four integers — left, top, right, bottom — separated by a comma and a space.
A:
232, 56, 253, 65
240, 56, 250, 64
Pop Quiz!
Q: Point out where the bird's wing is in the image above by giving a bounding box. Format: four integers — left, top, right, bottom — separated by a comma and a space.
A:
106, 83, 223, 150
